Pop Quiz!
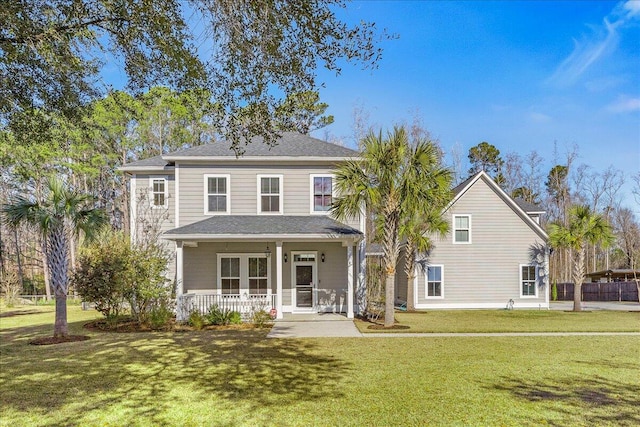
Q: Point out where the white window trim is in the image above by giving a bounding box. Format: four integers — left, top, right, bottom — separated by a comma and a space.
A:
149, 176, 168, 209
520, 264, 538, 298
452, 214, 472, 244
425, 264, 445, 299
257, 174, 284, 215
309, 174, 335, 214
216, 253, 272, 295
203, 174, 231, 215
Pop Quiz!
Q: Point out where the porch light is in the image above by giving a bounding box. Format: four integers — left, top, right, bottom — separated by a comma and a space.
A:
321, 253, 325, 262
284, 252, 288, 263
265, 245, 271, 258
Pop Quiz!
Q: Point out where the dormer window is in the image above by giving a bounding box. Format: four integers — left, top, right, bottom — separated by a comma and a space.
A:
258, 175, 283, 214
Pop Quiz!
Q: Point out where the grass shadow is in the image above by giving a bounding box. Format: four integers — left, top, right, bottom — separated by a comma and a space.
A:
488, 375, 640, 426
1, 318, 351, 426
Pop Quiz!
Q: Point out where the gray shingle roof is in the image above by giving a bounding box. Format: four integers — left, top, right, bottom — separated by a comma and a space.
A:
121, 155, 172, 169
163, 215, 363, 239
513, 198, 544, 214
164, 132, 359, 159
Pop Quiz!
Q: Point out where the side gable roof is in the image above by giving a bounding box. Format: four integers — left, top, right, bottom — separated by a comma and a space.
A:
120, 155, 174, 171
163, 132, 358, 160
120, 132, 358, 172
448, 171, 548, 240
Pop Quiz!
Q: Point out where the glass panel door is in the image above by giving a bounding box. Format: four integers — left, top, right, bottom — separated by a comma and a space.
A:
295, 265, 313, 308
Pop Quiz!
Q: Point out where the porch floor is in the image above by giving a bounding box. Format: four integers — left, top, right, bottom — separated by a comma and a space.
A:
279, 312, 350, 322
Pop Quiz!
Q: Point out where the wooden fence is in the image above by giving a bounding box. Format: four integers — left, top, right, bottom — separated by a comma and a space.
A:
553, 282, 639, 302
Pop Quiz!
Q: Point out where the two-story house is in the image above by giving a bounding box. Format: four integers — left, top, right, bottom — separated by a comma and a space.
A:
395, 171, 550, 309
121, 132, 365, 320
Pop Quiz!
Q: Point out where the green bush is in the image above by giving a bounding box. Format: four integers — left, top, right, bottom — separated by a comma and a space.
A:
73, 230, 173, 323
0, 270, 21, 308
73, 232, 129, 318
206, 305, 239, 325
148, 302, 174, 330
552, 281, 558, 301
251, 309, 272, 328
188, 311, 207, 330
228, 311, 242, 325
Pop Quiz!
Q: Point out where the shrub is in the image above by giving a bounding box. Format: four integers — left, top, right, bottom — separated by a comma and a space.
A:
228, 311, 242, 325
188, 311, 207, 330
207, 305, 237, 325
73, 230, 173, 324
251, 309, 272, 328
0, 270, 22, 308
73, 232, 129, 318
148, 302, 175, 330
551, 281, 558, 301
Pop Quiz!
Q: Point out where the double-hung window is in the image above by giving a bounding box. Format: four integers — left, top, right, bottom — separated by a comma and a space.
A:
220, 257, 240, 294
258, 175, 283, 214
204, 174, 230, 214
150, 177, 168, 208
310, 175, 333, 213
248, 257, 268, 295
426, 265, 444, 298
453, 214, 471, 244
218, 254, 270, 295
520, 265, 537, 297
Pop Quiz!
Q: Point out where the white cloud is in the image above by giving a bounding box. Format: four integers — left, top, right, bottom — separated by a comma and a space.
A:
548, 1, 639, 86
622, 0, 640, 17
606, 95, 640, 113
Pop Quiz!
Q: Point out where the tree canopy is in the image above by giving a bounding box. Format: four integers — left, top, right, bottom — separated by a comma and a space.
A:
1, 0, 386, 148
468, 141, 504, 182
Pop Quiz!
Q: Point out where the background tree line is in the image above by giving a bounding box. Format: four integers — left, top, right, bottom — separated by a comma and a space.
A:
0, 86, 333, 296
459, 140, 640, 285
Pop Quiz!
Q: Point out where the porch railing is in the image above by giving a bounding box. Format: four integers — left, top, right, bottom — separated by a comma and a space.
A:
177, 293, 276, 321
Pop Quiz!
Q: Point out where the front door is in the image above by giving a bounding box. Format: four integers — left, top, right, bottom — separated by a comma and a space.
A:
295, 264, 314, 308
292, 252, 317, 310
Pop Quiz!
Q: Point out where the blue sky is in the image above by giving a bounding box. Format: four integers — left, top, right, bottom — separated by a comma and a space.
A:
99, 1, 639, 209
310, 1, 639, 208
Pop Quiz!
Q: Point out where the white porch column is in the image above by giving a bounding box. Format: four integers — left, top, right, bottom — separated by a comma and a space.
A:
176, 241, 184, 297
276, 241, 283, 319
347, 243, 354, 319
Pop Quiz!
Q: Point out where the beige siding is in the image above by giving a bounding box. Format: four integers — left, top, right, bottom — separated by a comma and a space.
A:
415, 177, 547, 308
182, 241, 355, 313
177, 163, 361, 230
132, 174, 176, 279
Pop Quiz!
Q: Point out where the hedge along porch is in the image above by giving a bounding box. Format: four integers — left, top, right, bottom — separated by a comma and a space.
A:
163, 216, 364, 320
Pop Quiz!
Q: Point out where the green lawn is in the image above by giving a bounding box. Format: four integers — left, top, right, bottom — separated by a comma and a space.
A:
355, 309, 640, 333
1, 306, 639, 426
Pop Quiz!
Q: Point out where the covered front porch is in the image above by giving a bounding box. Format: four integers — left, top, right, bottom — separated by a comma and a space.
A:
164, 215, 365, 320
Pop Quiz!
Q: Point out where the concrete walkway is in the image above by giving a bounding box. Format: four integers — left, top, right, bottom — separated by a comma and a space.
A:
549, 301, 640, 311
268, 313, 362, 338
363, 331, 640, 338
267, 304, 640, 338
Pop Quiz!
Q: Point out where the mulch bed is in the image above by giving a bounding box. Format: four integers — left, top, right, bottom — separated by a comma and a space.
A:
29, 335, 90, 345
83, 319, 271, 333
83, 318, 174, 333
367, 324, 410, 330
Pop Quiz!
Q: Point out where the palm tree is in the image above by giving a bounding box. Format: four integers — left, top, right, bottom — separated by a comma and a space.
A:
401, 208, 450, 311
548, 205, 614, 312
2, 178, 106, 337
332, 126, 451, 327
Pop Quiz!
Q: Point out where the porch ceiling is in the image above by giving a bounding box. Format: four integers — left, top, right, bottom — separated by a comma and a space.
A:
162, 215, 363, 242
